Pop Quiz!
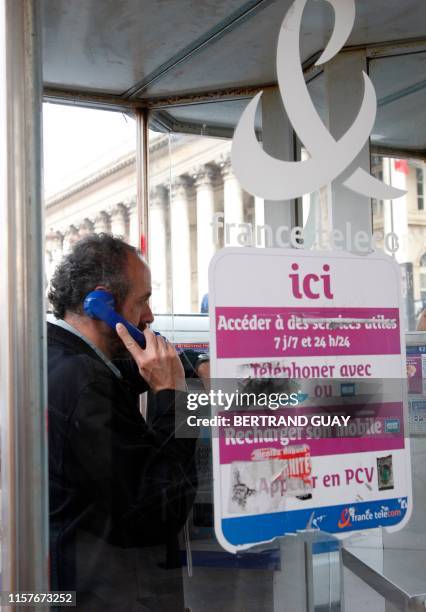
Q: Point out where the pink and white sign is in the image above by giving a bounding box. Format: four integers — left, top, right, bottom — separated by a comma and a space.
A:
208, 248, 411, 553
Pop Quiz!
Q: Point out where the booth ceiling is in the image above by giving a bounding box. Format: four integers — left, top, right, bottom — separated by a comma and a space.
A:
42, 0, 426, 153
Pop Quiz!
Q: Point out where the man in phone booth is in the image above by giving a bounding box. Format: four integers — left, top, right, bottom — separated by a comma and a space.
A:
47, 233, 200, 611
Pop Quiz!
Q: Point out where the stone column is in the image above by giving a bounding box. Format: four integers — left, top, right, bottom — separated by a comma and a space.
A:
193, 165, 217, 307
149, 185, 169, 313
94, 210, 111, 234
127, 199, 139, 248
62, 225, 80, 254
45, 230, 63, 282
79, 218, 94, 238
170, 176, 192, 313
47, 232, 64, 280
110, 203, 129, 239
220, 156, 244, 246
45, 250, 53, 291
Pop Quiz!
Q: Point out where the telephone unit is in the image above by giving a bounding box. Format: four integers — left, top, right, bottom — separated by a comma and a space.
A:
83, 289, 149, 349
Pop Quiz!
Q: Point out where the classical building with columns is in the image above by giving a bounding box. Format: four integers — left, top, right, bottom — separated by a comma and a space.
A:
45, 150, 139, 281
45, 133, 426, 319
45, 133, 257, 313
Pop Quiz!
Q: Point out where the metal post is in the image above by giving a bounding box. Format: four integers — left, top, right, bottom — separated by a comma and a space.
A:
324, 50, 373, 243
273, 531, 343, 611
0, 0, 49, 602
261, 87, 297, 242
136, 108, 150, 258
136, 108, 150, 419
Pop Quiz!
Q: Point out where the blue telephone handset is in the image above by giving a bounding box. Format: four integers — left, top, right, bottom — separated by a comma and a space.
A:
83, 290, 150, 349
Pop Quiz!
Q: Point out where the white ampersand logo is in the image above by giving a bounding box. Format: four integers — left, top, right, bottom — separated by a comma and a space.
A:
231, 0, 405, 201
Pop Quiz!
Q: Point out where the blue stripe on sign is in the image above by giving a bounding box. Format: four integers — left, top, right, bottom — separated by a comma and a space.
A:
222, 498, 408, 546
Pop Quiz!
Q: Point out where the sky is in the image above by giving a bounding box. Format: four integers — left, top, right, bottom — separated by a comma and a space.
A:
42, 103, 137, 197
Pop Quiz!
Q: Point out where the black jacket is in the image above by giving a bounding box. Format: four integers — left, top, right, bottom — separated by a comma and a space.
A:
47, 323, 197, 610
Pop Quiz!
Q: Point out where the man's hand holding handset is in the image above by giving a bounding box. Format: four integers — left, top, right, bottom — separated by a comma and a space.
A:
116, 323, 187, 392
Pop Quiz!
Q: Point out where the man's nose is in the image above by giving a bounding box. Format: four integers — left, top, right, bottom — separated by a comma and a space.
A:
142, 305, 154, 326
